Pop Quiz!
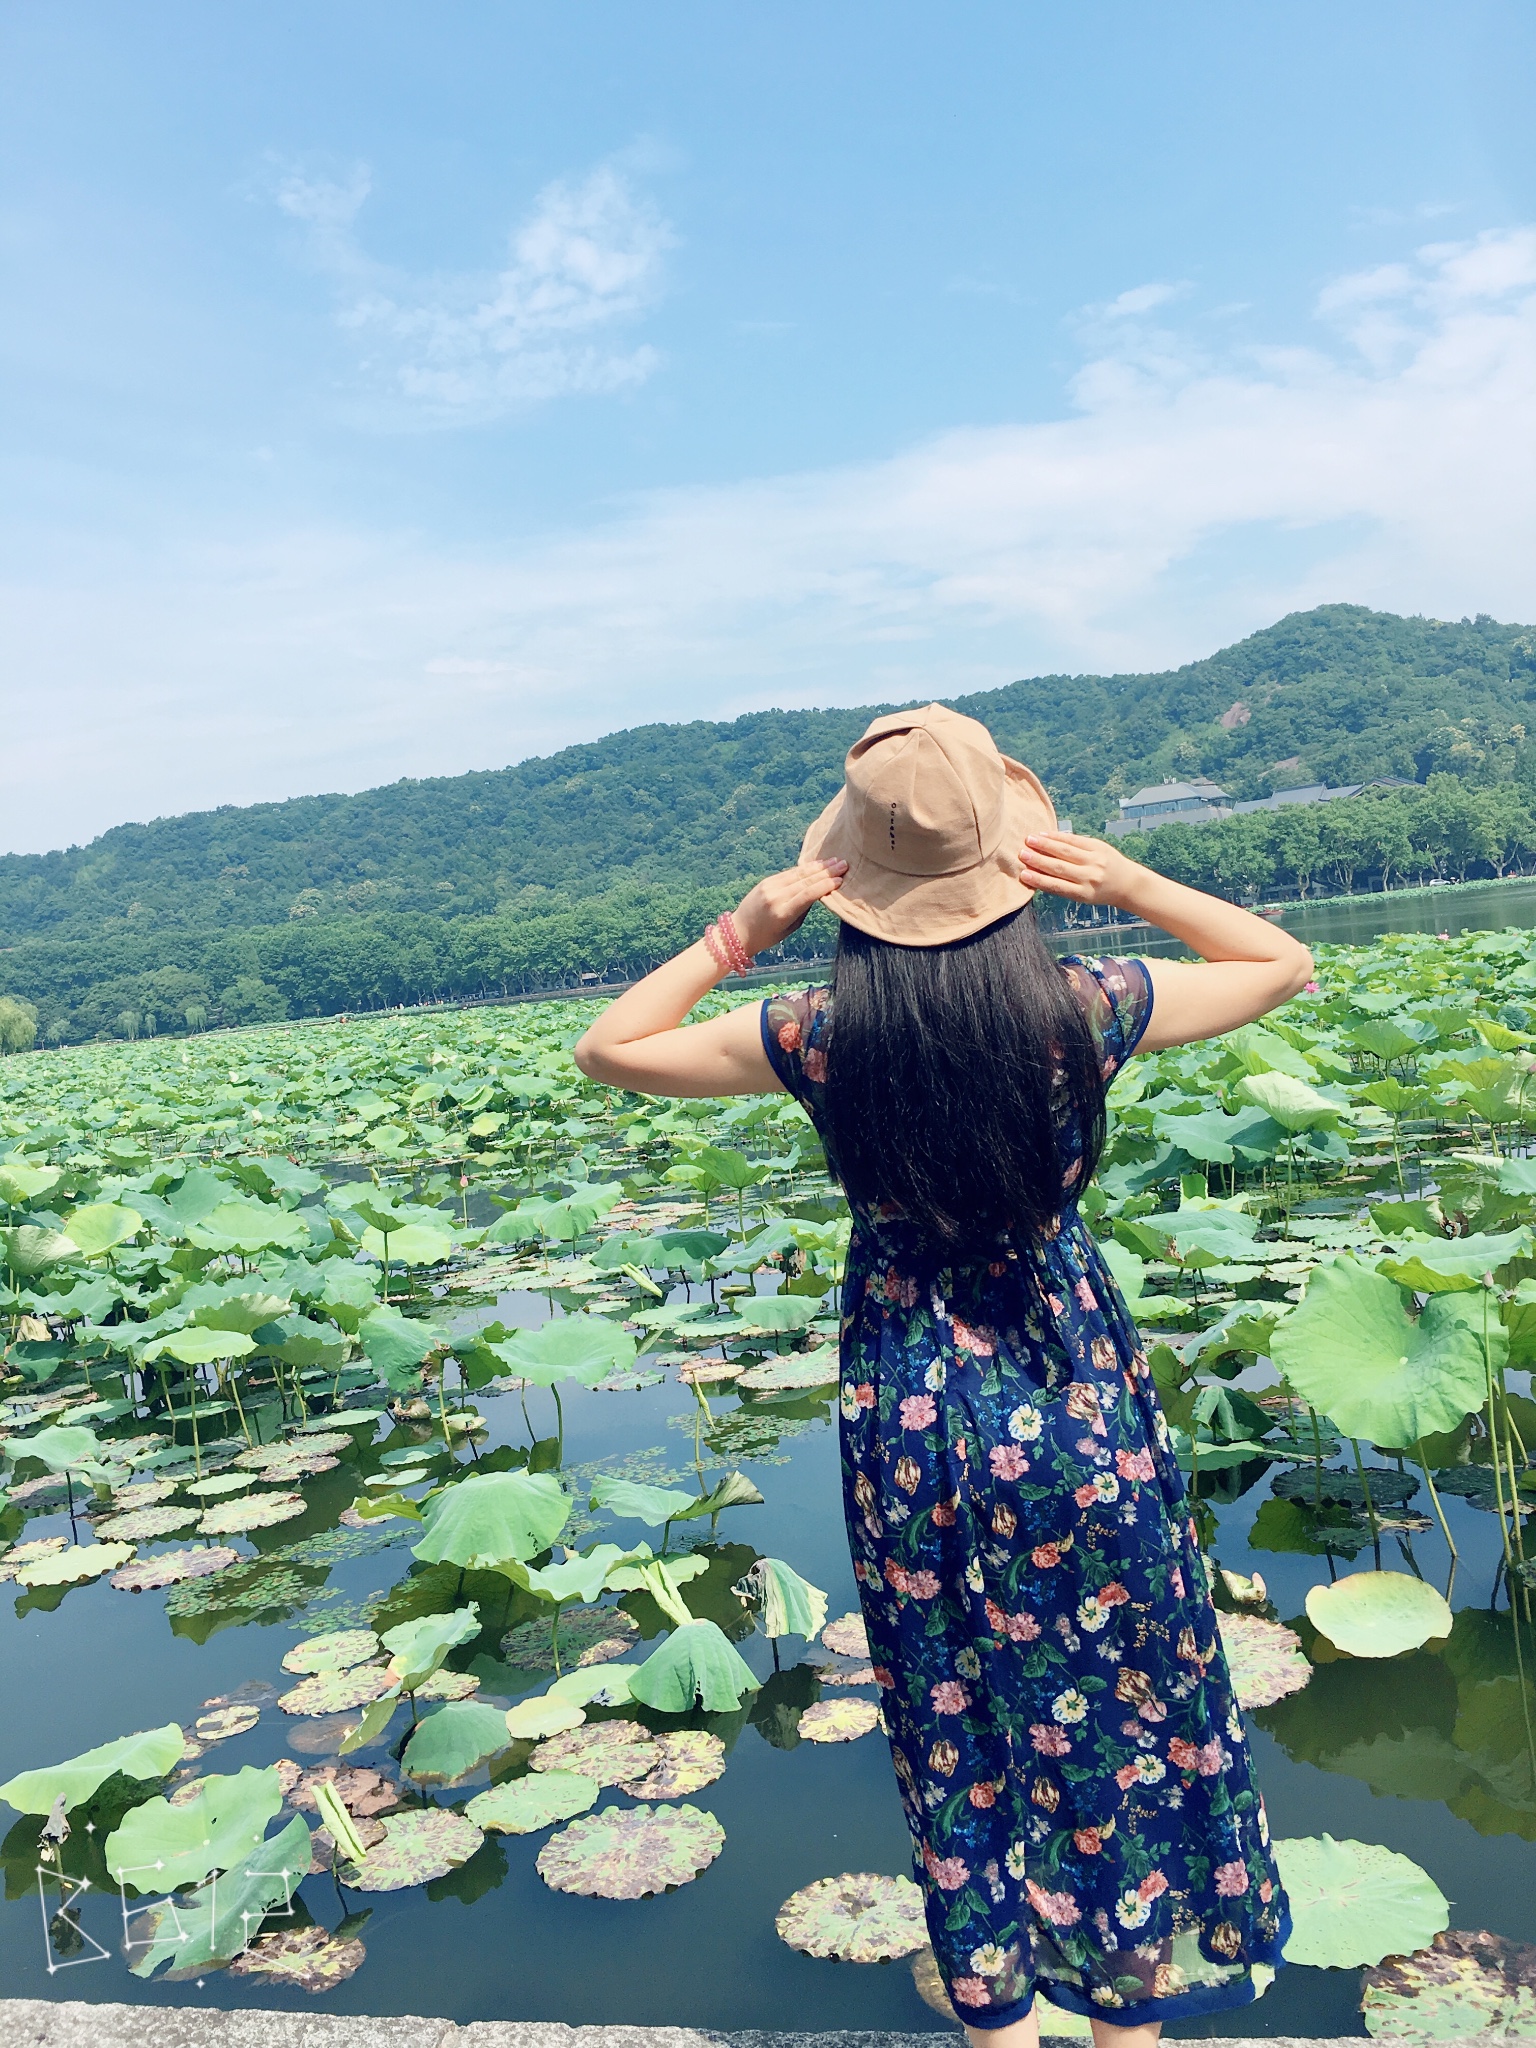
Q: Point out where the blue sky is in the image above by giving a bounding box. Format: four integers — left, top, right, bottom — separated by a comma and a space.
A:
4, 2, 1535, 851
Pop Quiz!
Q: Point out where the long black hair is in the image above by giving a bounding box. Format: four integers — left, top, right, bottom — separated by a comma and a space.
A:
821, 905, 1106, 1250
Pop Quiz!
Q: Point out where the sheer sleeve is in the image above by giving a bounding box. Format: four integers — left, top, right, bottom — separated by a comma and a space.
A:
760, 987, 832, 1125
1059, 955, 1155, 1081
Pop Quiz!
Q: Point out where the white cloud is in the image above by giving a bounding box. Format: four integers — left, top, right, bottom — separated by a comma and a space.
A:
274, 160, 673, 419
1101, 281, 1187, 319
5, 225, 1536, 851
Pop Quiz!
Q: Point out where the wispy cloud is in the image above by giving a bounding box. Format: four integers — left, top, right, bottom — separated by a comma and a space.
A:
6, 225, 1536, 850
271, 160, 674, 420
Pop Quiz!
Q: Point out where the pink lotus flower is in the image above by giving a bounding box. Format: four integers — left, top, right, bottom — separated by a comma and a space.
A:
899, 1393, 938, 1430
931, 1680, 971, 1713
989, 1444, 1029, 1481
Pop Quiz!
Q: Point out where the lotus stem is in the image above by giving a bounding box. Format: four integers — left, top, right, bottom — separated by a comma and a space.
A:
1416, 1442, 1458, 1561
1350, 1438, 1379, 1542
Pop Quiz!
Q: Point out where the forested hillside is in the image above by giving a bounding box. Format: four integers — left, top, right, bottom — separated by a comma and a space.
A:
4, 603, 1536, 1043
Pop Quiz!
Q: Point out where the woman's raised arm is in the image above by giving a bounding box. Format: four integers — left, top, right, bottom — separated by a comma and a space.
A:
1018, 832, 1313, 1053
572, 858, 848, 1097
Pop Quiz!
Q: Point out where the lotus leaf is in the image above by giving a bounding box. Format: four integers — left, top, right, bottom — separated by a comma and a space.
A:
506, 1696, 586, 1740
744, 1557, 828, 1642
284, 1429, 351, 1456
738, 1354, 839, 1392
1270, 1259, 1491, 1447
283, 1628, 381, 1675
358, 1306, 440, 1390
194, 1703, 263, 1742
63, 1201, 143, 1256
1306, 1571, 1454, 1658
1216, 1613, 1313, 1709
401, 1700, 511, 1782
0, 1160, 63, 1203
1, 1721, 186, 1813
1235, 1070, 1343, 1131
95, 1504, 201, 1542
1361, 1928, 1536, 2043
671, 1471, 765, 1520
16, 1540, 134, 1587
301, 1405, 386, 1431
821, 1612, 870, 1658
618, 1728, 727, 1799
500, 1602, 637, 1671
279, 1665, 395, 1716
515, 1541, 647, 1609
112, 1547, 241, 1592
729, 1294, 821, 1338
341, 1807, 483, 1892
183, 1473, 254, 1498
590, 1476, 698, 1525
0, 1536, 69, 1582
536, 1801, 725, 1899
467, 1770, 598, 1834
1275, 1834, 1448, 1967
412, 1470, 570, 1570
799, 1698, 880, 1743
413, 1668, 481, 1700
362, 1220, 457, 1266
228, 1923, 367, 1992
629, 1619, 762, 1713
106, 1763, 286, 1890
380, 1603, 482, 1690
776, 1872, 927, 1962
531, 1720, 659, 1785
1379, 1227, 1533, 1293
17, 1422, 106, 1473
491, 1314, 637, 1388
144, 1327, 257, 1367
2, 1224, 76, 1276
186, 1199, 312, 1254
200, 1491, 307, 1535
130, 1812, 312, 1976
546, 1664, 639, 1706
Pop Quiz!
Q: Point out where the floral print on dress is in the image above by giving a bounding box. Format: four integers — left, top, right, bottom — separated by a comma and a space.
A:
760, 955, 1289, 2030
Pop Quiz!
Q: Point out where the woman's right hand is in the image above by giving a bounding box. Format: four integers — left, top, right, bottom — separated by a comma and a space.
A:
730, 858, 848, 957
1020, 831, 1143, 908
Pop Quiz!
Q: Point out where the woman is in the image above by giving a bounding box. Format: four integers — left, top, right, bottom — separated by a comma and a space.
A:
576, 706, 1310, 2048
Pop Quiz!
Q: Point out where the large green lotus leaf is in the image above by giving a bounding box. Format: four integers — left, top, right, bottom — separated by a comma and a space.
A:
186, 1199, 312, 1254
1, 1721, 185, 1813
130, 1812, 312, 1978
164, 1166, 240, 1228
412, 1471, 570, 1570
143, 1326, 256, 1366
728, 1293, 821, 1336
63, 1202, 143, 1256
604, 1553, 707, 1627
362, 1221, 456, 1266
1275, 1834, 1448, 1967
380, 1602, 482, 1689
747, 1557, 828, 1642
2, 1225, 77, 1276
189, 1291, 292, 1334
1226, 1020, 1321, 1080
342, 1808, 484, 1892
251, 1313, 347, 1371
1217, 1612, 1313, 1710
1305, 1571, 1454, 1659
629, 1618, 761, 1713
670, 1471, 765, 1520
1236, 1070, 1343, 1132
105, 1764, 285, 1890
0, 1160, 63, 1204
1097, 1238, 1146, 1307
545, 1664, 640, 1707
401, 1700, 510, 1783
467, 1770, 598, 1833
776, 1872, 927, 1962
16, 1423, 105, 1473
505, 1697, 586, 1740
1150, 1106, 1254, 1164
516, 1543, 644, 1608
492, 1315, 636, 1388
1378, 1227, 1533, 1294
617, 1728, 727, 1799
1270, 1259, 1490, 1447
589, 1476, 698, 1525
536, 1801, 725, 1899
1362, 1929, 1536, 2043
358, 1305, 440, 1390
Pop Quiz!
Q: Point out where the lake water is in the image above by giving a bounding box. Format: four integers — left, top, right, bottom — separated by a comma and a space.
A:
2, 1315, 1532, 2038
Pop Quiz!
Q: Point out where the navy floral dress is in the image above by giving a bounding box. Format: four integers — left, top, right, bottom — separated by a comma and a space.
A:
761, 957, 1289, 2030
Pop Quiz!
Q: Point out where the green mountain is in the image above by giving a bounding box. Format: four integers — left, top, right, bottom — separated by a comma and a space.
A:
3, 603, 1534, 1043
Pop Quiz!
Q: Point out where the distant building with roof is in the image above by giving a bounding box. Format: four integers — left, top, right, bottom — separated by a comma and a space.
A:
1105, 776, 1416, 838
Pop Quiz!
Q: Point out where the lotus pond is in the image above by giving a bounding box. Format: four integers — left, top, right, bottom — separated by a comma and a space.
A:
2, 926, 1535, 2038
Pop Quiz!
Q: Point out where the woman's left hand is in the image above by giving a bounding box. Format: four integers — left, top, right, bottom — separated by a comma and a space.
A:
731, 858, 848, 956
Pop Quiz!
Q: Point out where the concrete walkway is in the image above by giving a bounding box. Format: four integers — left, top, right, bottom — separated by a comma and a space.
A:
1, 2008, 1367, 2048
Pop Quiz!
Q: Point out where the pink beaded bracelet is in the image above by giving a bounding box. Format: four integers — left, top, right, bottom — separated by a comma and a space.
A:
702, 922, 733, 976
703, 914, 755, 976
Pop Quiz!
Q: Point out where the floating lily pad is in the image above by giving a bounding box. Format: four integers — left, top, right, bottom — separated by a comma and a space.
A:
1305, 1572, 1454, 1659
676, 1359, 746, 1385
0, 1537, 68, 1583
776, 1872, 927, 1962
799, 1699, 880, 1744
194, 1704, 262, 1743
413, 1668, 481, 1701
228, 1924, 367, 1992
302, 1407, 387, 1431
183, 1473, 255, 1499
284, 1764, 400, 1818
501, 1604, 637, 1671
505, 1696, 586, 1741
531, 1720, 659, 1785
283, 1629, 382, 1675
200, 1491, 308, 1535
820, 1611, 870, 1658
15, 1542, 135, 1587
1272, 1465, 1418, 1511
1361, 1928, 1536, 2043
1217, 1612, 1313, 1710
111, 1546, 241, 1592
1276, 1834, 1448, 1968
738, 1354, 839, 1392
466, 1770, 599, 1835
94, 1505, 202, 1543
108, 1480, 180, 1509
536, 1802, 725, 1899
820, 1661, 878, 1688
279, 1666, 395, 1717
341, 1808, 484, 1892
285, 1431, 352, 1456
618, 1729, 726, 1799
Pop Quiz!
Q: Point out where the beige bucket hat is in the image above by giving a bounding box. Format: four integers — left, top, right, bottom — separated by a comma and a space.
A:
799, 703, 1057, 946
